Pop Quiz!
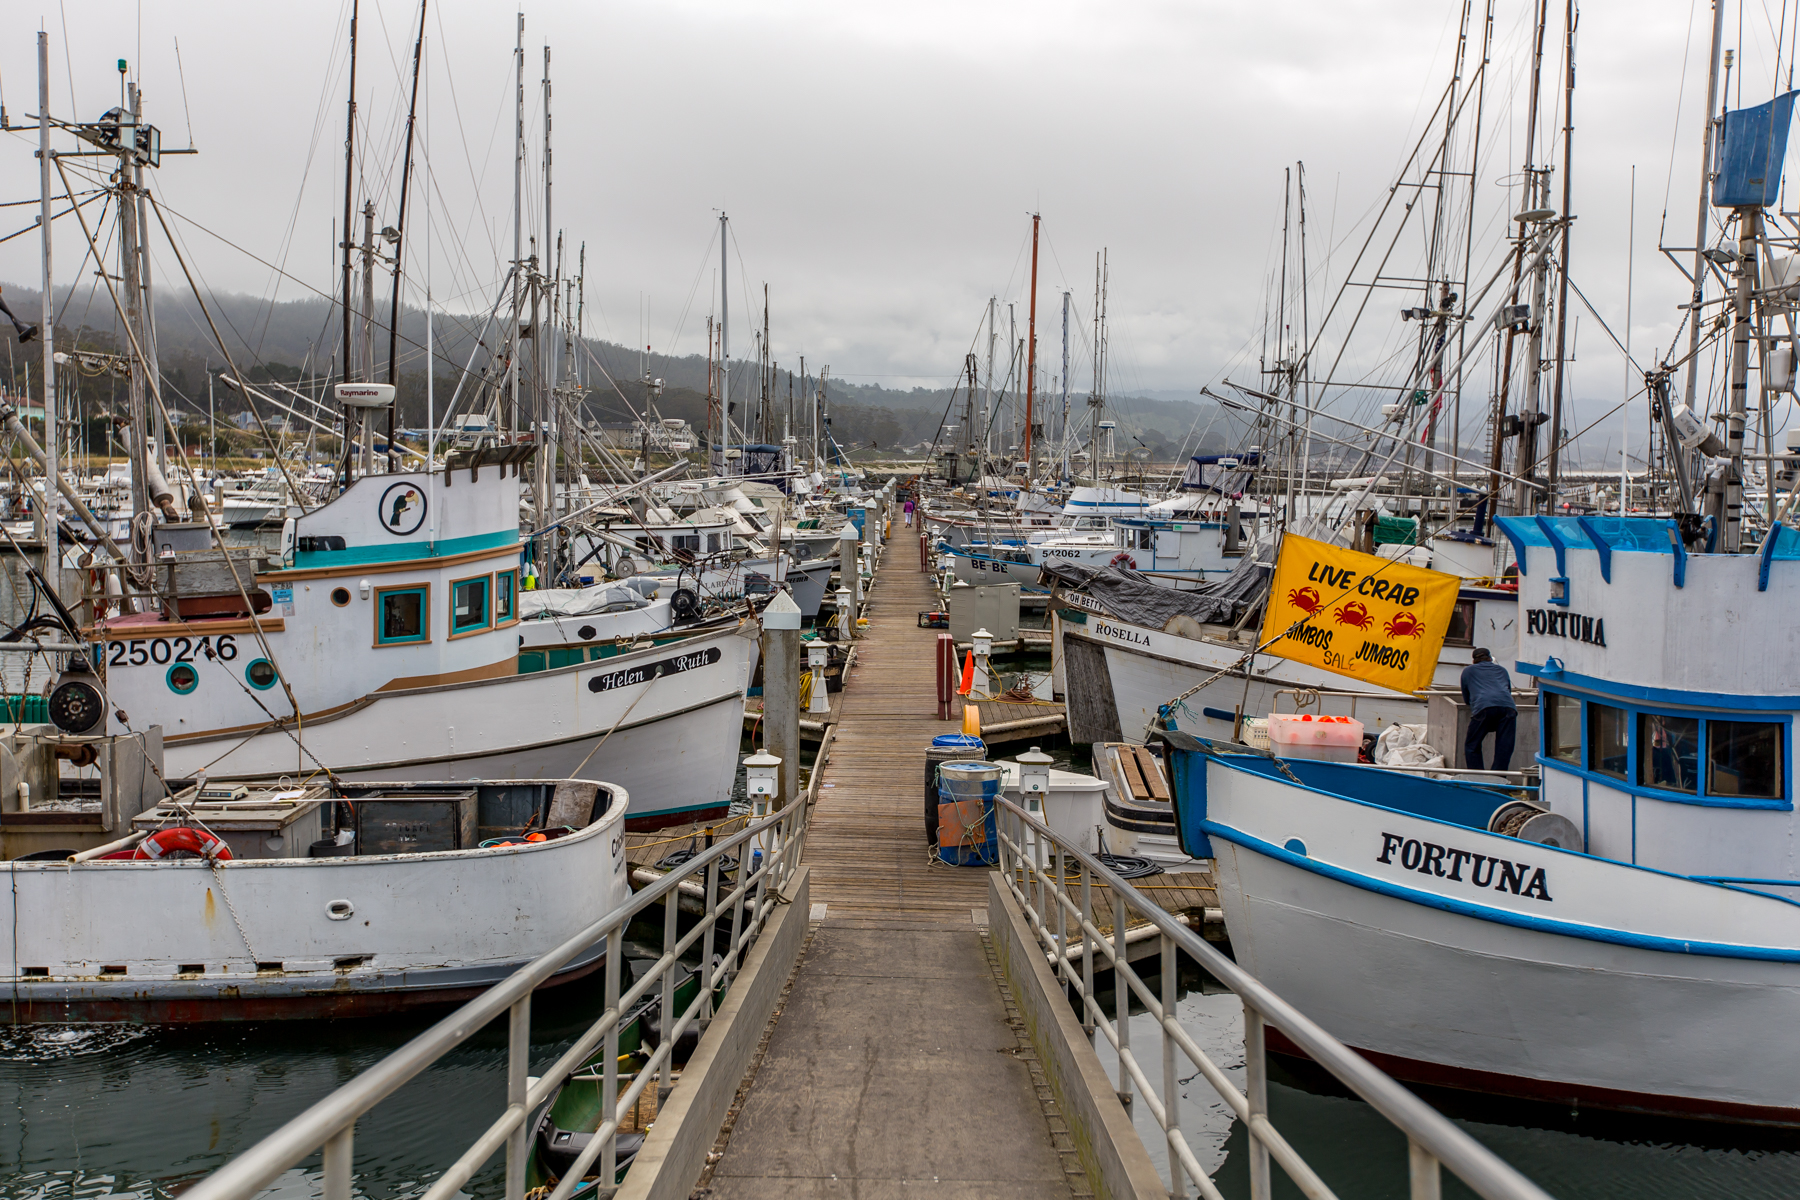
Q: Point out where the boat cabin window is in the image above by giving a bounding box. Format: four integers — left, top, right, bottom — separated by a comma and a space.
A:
708, 533, 722, 553
1708, 720, 1784, 800
1541, 688, 1789, 804
671, 534, 700, 553
1545, 692, 1581, 764
1135, 529, 1154, 550
1587, 703, 1628, 779
1637, 713, 1699, 794
1443, 599, 1477, 647
451, 575, 491, 635
375, 584, 431, 646
495, 570, 517, 625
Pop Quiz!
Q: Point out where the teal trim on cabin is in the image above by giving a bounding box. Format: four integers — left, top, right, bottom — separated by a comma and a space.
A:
292, 528, 518, 571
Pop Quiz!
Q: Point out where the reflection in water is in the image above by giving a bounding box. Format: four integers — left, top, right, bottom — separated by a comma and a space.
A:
0, 934, 674, 1200
1080, 954, 1800, 1200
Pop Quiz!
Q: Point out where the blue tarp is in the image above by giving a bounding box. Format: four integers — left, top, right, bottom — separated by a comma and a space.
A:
1713, 90, 1799, 207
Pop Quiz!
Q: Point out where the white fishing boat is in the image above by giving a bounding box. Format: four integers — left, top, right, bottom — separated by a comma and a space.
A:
0, 750, 631, 1023
78, 448, 757, 829
1051, 555, 1518, 743
1165, 514, 1800, 1123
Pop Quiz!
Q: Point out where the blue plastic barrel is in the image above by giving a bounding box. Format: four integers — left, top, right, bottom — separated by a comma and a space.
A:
926, 735, 986, 844
936, 761, 1002, 866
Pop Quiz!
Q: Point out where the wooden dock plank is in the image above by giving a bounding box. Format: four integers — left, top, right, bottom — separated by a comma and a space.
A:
801, 545, 994, 928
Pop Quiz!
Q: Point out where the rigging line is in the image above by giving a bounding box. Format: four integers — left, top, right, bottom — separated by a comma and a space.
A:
666, 226, 721, 355
0, 191, 107, 246
148, 196, 489, 394
53, 194, 114, 331
250, 4, 354, 359
172, 37, 196, 148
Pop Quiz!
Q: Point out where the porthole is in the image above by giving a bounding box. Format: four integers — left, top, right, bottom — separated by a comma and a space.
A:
331, 587, 351, 607
245, 659, 279, 690
166, 663, 199, 695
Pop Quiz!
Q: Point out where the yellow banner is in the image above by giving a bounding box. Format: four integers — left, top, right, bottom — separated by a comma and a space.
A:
1257, 533, 1460, 694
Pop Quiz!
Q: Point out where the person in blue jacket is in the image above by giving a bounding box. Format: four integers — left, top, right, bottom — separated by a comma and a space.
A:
1460, 647, 1516, 771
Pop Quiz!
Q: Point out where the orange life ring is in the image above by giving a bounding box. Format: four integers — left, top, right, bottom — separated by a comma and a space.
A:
134, 827, 233, 861
1109, 552, 1137, 570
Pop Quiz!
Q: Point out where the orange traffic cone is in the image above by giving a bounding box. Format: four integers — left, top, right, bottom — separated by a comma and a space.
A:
958, 649, 975, 695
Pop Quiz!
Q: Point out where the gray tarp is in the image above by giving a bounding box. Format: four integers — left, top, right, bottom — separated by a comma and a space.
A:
1039, 543, 1272, 629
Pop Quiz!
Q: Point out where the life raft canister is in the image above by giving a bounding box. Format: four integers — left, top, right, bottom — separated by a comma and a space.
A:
134, 827, 234, 861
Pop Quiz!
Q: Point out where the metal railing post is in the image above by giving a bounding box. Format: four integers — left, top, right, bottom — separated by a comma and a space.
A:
601, 925, 622, 1186
322, 1126, 352, 1200
504, 996, 531, 1200
1114, 890, 1131, 1104
1411, 1142, 1443, 1200
1162, 932, 1186, 1199
701, 855, 720, 1021
1034, 813, 1049, 937
661, 873, 679, 1101
1245, 1005, 1271, 1200
1080, 863, 1095, 1037
1055, 842, 1068, 986
724, 844, 746, 988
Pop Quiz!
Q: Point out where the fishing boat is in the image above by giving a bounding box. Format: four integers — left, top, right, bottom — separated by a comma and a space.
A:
80, 450, 758, 830
0, 748, 632, 1022
1164, 514, 1800, 1122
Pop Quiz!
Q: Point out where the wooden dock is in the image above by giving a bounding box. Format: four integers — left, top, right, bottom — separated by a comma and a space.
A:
701, 530, 1091, 1198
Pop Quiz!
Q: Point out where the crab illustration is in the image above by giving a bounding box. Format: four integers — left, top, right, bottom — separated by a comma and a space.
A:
1334, 601, 1374, 629
1384, 610, 1425, 639
1286, 586, 1323, 615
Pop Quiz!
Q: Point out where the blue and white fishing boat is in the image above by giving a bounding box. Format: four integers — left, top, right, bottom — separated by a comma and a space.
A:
1166, 515, 1800, 1123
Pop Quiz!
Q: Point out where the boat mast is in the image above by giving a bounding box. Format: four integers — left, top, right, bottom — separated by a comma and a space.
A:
120, 70, 152, 527
984, 297, 996, 466
712, 213, 720, 474
1511, 0, 1552, 515
384, 0, 427, 474
1544, 0, 1577, 509
37, 33, 56, 537
1024, 213, 1040, 480
1060, 290, 1071, 481
339, 0, 359, 490
539, 43, 558, 576
1684, 0, 1729, 418
509, 11, 523, 439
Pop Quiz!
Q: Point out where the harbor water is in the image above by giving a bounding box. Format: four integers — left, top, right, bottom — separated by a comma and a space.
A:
1087, 957, 1800, 1199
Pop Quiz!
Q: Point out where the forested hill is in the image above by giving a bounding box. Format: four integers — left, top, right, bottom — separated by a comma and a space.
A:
0, 283, 1231, 460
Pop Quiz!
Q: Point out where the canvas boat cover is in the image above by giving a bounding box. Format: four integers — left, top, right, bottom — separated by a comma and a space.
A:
1040, 541, 1272, 629
519, 582, 653, 620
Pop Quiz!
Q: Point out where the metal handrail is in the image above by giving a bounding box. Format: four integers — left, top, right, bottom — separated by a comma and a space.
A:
994, 797, 1553, 1200
184, 794, 813, 1200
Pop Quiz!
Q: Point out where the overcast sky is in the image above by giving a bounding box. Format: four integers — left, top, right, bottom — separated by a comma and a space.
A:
0, 0, 1776, 453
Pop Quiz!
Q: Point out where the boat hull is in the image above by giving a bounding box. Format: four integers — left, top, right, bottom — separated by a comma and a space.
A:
165, 625, 759, 829
1, 781, 632, 1023
1193, 752, 1800, 1123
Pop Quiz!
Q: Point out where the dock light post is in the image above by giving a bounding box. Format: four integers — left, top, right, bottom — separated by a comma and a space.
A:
761, 589, 802, 809
744, 750, 782, 863
807, 642, 832, 715
835, 586, 855, 641
971, 627, 994, 698
1017, 744, 1054, 862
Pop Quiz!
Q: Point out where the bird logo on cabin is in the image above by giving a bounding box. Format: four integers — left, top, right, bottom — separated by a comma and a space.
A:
389, 489, 419, 529
378, 482, 427, 535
